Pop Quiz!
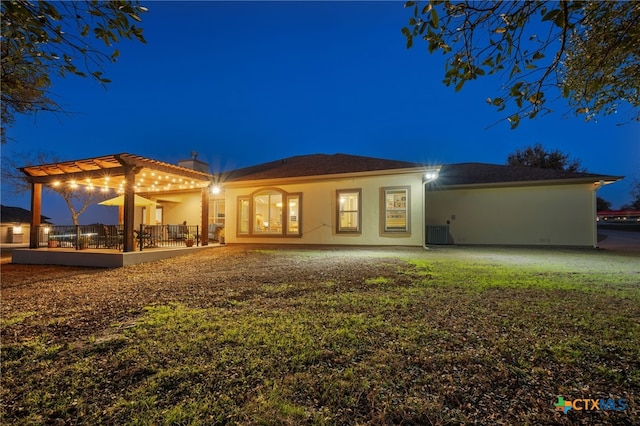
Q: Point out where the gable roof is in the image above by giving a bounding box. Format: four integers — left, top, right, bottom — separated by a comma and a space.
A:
433, 163, 623, 187
1, 205, 52, 224
222, 153, 424, 182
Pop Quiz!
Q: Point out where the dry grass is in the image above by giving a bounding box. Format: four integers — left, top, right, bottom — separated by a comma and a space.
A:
1, 245, 638, 425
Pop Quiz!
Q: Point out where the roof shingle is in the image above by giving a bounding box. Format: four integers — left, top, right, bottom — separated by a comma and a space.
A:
221, 154, 622, 187
434, 162, 623, 186
222, 153, 424, 182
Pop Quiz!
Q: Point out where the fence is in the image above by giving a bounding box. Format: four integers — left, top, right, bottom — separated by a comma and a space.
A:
37, 224, 202, 251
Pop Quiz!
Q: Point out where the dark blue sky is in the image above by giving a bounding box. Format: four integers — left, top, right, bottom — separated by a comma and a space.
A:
3, 1, 638, 224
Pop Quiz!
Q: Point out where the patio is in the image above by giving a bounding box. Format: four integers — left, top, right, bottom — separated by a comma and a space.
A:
19, 153, 214, 254
11, 242, 223, 268
10, 222, 225, 267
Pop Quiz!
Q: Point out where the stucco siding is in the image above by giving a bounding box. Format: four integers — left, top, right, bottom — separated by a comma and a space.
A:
425, 183, 596, 246
224, 173, 425, 246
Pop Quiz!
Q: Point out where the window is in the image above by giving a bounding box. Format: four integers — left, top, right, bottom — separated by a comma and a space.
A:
382, 187, 409, 233
254, 190, 282, 234
213, 200, 225, 226
238, 198, 249, 234
337, 189, 361, 233
287, 195, 299, 235
237, 189, 301, 237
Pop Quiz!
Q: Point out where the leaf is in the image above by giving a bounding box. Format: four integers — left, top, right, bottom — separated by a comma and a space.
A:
508, 113, 521, 129
402, 27, 413, 48
532, 51, 545, 60
495, 27, 507, 34
430, 8, 439, 28
541, 9, 560, 22
455, 80, 465, 92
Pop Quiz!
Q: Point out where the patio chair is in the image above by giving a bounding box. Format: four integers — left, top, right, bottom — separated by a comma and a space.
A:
168, 224, 188, 241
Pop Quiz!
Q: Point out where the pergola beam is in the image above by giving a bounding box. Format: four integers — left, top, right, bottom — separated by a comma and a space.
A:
24, 167, 128, 186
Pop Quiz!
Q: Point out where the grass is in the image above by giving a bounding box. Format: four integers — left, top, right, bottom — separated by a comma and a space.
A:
2, 249, 639, 425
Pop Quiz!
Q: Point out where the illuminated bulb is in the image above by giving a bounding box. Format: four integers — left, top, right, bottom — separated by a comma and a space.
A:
425, 172, 438, 180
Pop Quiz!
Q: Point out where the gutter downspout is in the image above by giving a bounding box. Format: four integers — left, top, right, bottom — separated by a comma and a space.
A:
423, 179, 428, 250
593, 180, 605, 248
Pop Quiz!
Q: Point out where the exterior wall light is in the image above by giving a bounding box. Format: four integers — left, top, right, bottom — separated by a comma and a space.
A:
424, 172, 438, 181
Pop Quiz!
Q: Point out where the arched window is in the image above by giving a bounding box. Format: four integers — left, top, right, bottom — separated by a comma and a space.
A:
238, 188, 301, 237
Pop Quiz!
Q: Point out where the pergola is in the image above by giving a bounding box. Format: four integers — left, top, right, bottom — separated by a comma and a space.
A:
20, 153, 213, 251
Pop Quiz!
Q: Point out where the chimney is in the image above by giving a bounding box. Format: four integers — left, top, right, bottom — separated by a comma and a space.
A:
178, 151, 209, 173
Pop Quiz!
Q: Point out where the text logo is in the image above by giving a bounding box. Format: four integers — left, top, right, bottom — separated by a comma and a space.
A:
554, 396, 627, 414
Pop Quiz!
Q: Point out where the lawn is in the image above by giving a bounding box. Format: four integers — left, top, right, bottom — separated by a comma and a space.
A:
1, 246, 638, 425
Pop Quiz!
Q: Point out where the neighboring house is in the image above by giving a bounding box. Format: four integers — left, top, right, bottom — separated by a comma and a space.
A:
1, 205, 52, 243
597, 210, 640, 222
597, 210, 640, 232
217, 154, 622, 248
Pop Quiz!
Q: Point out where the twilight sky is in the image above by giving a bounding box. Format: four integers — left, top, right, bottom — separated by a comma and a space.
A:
3, 1, 639, 224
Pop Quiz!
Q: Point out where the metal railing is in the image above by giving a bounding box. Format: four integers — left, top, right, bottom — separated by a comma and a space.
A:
37, 224, 203, 251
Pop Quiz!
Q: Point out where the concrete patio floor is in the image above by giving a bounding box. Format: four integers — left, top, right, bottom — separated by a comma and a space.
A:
8, 244, 223, 268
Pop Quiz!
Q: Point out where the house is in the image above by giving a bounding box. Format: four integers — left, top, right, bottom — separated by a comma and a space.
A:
217, 154, 622, 248
1, 205, 52, 243
15, 152, 622, 258
597, 209, 640, 232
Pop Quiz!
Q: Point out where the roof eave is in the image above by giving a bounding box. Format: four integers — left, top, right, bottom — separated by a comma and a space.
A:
220, 166, 429, 188
431, 175, 624, 190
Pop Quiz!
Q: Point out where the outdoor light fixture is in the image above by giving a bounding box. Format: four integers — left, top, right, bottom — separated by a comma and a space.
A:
424, 172, 438, 181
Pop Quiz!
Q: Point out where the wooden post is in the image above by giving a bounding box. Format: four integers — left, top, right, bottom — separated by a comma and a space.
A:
122, 166, 137, 252
29, 182, 42, 248
201, 187, 210, 246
